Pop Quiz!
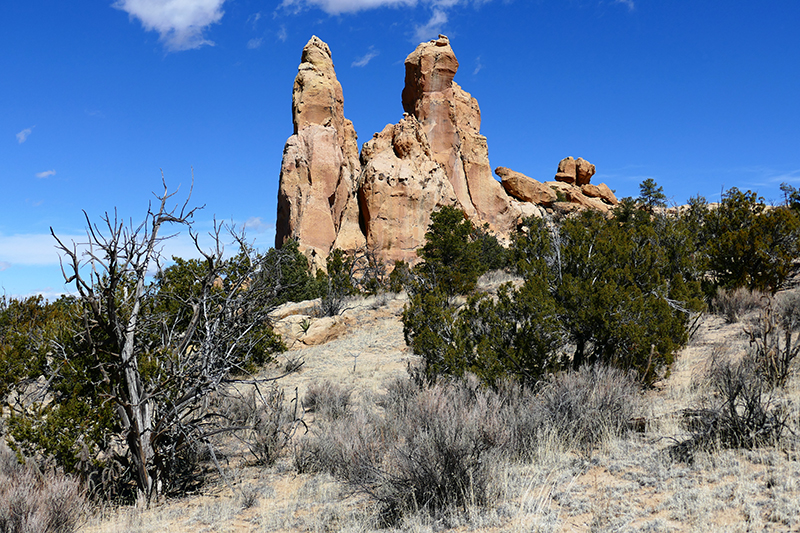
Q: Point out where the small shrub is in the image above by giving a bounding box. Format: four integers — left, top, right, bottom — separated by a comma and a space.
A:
534, 365, 642, 451
712, 287, 766, 323
303, 380, 352, 420
0, 445, 87, 533
388, 261, 413, 293
298, 377, 508, 524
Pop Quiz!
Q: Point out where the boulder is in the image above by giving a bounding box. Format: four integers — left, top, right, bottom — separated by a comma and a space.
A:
496, 167, 557, 206
575, 157, 596, 186
555, 156, 596, 186
554, 156, 577, 183
275, 36, 364, 259
581, 183, 619, 205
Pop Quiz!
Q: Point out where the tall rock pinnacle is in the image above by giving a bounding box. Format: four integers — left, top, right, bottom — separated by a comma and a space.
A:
400, 35, 518, 234
275, 36, 364, 260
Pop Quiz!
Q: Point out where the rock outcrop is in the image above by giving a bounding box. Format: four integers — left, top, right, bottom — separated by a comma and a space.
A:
359, 116, 458, 264
275, 36, 364, 260
274, 35, 619, 267
496, 157, 618, 215
400, 36, 518, 234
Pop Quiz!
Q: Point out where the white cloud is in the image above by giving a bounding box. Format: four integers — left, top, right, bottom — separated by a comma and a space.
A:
247, 37, 263, 49
16, 127, 34, 144
0, 233, 85, 267
472, 55, 483, 75
614, 0, 634, 10
35, 170, 56, 179
243, 217, 273, 234
113, 0, 227, 52
277, 24, 288, 42
414, 8, 447, 41
279, 0, 490, 16
352, 47, 379, 67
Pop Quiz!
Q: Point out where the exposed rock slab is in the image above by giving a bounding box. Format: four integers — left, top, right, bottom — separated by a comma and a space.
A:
582, 183, 619, 205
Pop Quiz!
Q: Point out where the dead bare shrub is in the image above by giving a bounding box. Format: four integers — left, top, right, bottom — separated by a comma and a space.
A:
222, 385, 302, 466
533, 364, 642, 451
712, 286, 766, 323
0, 446, 87, 533
672, 356, 790, 462
746, 291, 800, 387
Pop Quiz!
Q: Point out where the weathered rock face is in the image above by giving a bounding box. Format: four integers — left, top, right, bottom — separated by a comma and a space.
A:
276, 36, 364, 259
401, 35, 518, 234
582, 183, 619, 206
359, 116, 458, 264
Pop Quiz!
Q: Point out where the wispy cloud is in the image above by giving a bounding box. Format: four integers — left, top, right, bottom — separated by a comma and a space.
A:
352, 47, 379, 67
614, 0, 634, 10
414, 8, 447, 41
277, 24, 288, 42
0, 233, 85, 267
247, 12, 262, 27
473, 55, 483, 75
35, 170, 56, 179
279, 0, 487, 16
0, 262, 9, 272
247, 37, 263, 49
16, 126, 34, 144
112, 0, 227, 52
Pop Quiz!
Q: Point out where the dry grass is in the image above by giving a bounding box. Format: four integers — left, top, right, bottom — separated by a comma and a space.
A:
82, 290, 800, 533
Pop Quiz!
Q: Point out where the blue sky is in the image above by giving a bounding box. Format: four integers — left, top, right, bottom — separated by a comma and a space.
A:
2, 0, 799, 298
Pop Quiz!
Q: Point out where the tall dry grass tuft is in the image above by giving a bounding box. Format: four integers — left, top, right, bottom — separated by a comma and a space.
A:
531, 365, 643, 452
712, 287, 767, 324
0, 445, 88, 533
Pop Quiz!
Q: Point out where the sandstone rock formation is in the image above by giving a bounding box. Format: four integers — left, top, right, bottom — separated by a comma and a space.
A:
276, 36, 365, 260
497, 158, 618, 215
496, 167, 557, 206
554, 156, 596, 186
358, 115, 458, 264
400, 36, 519, 234
275, 35, 618, 267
